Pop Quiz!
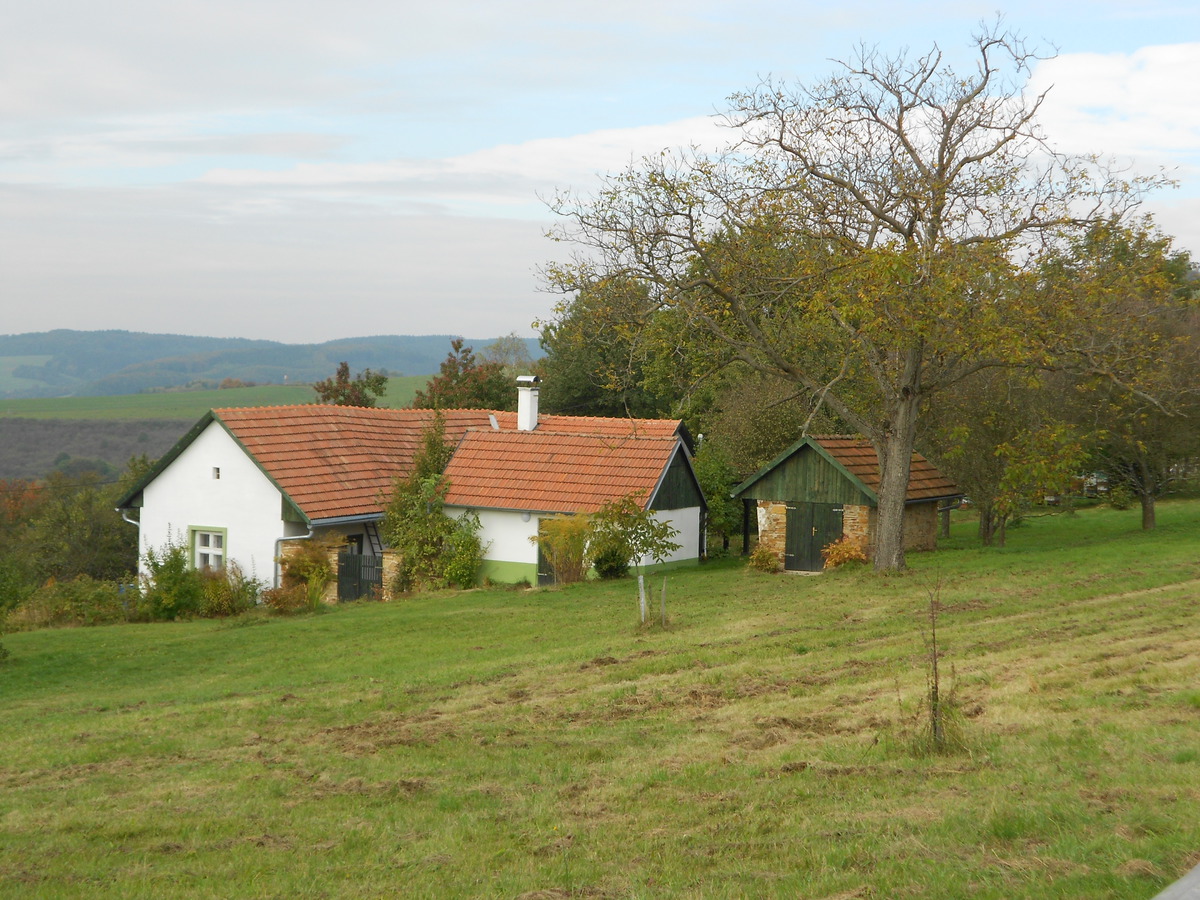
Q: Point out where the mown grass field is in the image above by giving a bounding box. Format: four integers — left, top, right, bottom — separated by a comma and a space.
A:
0, 376, 427, 420
3, 502, 1199, 898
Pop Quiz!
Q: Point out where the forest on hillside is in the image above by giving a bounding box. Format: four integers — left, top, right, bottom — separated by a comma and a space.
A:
0, 331, 540, 399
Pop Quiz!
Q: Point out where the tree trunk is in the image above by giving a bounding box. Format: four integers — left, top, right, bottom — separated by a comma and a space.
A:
1136, 457, 1156, 530
977, 503, 995, 546
1139, 491, 1156, 530
872, 363, 922, 572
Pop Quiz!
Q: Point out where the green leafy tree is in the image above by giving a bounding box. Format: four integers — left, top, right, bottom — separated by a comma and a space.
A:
412, 339, 513, 411
28, 471, 138, 583
313, 361, 388, 407
1048, 219, 1200, 529
547, 25, 1159, 571
537, 277, 678, 418
381, 414, 486, 592
922, 369, 1059, 546
690, 441, 741, 553
589, 495, 681, 572
993, 425, 1086, 545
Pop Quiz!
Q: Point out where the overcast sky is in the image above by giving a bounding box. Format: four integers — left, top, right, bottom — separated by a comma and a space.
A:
1, 1, 1197, 343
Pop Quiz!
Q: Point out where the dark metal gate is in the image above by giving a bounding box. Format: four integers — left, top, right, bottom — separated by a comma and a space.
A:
535, 521, 558, 586
784, 503, 844, 571
338, 551, 383, 600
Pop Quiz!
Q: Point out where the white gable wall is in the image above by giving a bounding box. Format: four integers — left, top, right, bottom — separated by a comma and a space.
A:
138, 421, 292, 585
635, 507, 703, 567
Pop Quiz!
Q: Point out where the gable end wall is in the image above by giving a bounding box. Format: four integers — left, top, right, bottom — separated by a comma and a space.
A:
139, 421, 295, 583
748, 446, 873, 506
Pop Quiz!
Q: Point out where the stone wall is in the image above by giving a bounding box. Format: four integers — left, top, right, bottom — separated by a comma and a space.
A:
756, 500, 788, 570
843, 505, 870, 545
901, 501, 939, 552
861, 501, 939, 554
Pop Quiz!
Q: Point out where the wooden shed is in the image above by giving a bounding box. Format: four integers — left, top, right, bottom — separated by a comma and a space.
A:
732, 436, 961, 571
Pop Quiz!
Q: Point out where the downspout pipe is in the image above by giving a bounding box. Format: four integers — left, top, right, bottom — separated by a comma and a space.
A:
274, 529, 314, 589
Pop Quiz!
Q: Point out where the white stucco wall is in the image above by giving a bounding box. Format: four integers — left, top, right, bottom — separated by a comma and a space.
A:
447, 504, 703, 569
636, 507, 703, 566
445, 506, 540, 566
138, 421, 293, 585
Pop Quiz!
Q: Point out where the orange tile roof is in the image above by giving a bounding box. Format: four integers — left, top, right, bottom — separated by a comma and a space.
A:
209, 405, 686, 521
812, 436, 960, 503
490, 412, 683, 439
214, 406, 498, 521
442, 430, 682, 513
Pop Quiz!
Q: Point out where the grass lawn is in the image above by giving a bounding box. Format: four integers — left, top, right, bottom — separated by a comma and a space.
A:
3, 501, 1199, 898
0, 376, 427, 420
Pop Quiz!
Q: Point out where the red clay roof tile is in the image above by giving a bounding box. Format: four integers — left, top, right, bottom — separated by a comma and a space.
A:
211, 405, 685, 521
443, 430, 682, 513
812, 436, 960, 502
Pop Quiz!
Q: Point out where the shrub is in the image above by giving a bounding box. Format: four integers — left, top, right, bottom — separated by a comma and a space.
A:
534, 496, 683, 584
139, 539, 204, 620
531, 513, 591, 585
1108, 484, 1134, 510
279, 538, 339, 606
821, 536, 869, 568
141, 538, 260, 620
260, 584, 312, 615
443, 512, 486, 589
198, 563, 260, 618
748, 542, 779, 573
592, 542, 630, 580
4, 576, 129, 630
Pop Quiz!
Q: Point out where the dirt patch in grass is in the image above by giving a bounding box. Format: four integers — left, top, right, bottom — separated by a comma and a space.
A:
1116, 858, 1161, 879
757, 714, 842, 735
580, 656, 620, 670
315, 711, 456, 756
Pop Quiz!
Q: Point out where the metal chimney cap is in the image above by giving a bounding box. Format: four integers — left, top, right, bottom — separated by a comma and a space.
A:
516, 374, 540, 385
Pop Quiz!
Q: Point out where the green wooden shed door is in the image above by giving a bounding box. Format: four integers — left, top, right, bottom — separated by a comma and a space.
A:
785, 503, 844, 571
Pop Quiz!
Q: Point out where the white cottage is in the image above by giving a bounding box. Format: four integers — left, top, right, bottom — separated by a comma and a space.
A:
117, 381, 706, 596
117, 405, 500, 591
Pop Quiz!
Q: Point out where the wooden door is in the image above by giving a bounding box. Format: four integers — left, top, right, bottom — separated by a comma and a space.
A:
785, 503, 844, 571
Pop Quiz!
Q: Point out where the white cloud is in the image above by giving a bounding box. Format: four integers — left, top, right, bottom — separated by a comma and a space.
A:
1031, 44, 1200, 165
3, 3, 1199, 341
194, 116, 730, 220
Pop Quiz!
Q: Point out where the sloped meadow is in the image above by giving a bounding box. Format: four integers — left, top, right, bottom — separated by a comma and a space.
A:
2, 501, 1199, 898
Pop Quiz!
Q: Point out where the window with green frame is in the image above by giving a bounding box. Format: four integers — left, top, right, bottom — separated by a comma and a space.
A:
190, 527, 228, 571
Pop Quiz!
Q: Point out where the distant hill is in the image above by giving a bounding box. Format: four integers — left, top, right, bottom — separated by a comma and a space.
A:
0, 330, 541, 399
0, 376, 422, 480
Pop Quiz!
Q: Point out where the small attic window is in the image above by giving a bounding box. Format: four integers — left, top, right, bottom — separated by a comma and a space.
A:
212, 467, 221, 480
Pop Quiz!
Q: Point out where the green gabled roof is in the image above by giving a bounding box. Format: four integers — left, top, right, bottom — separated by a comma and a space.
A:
733, 436, 877, 505
732, 435, 961, 507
